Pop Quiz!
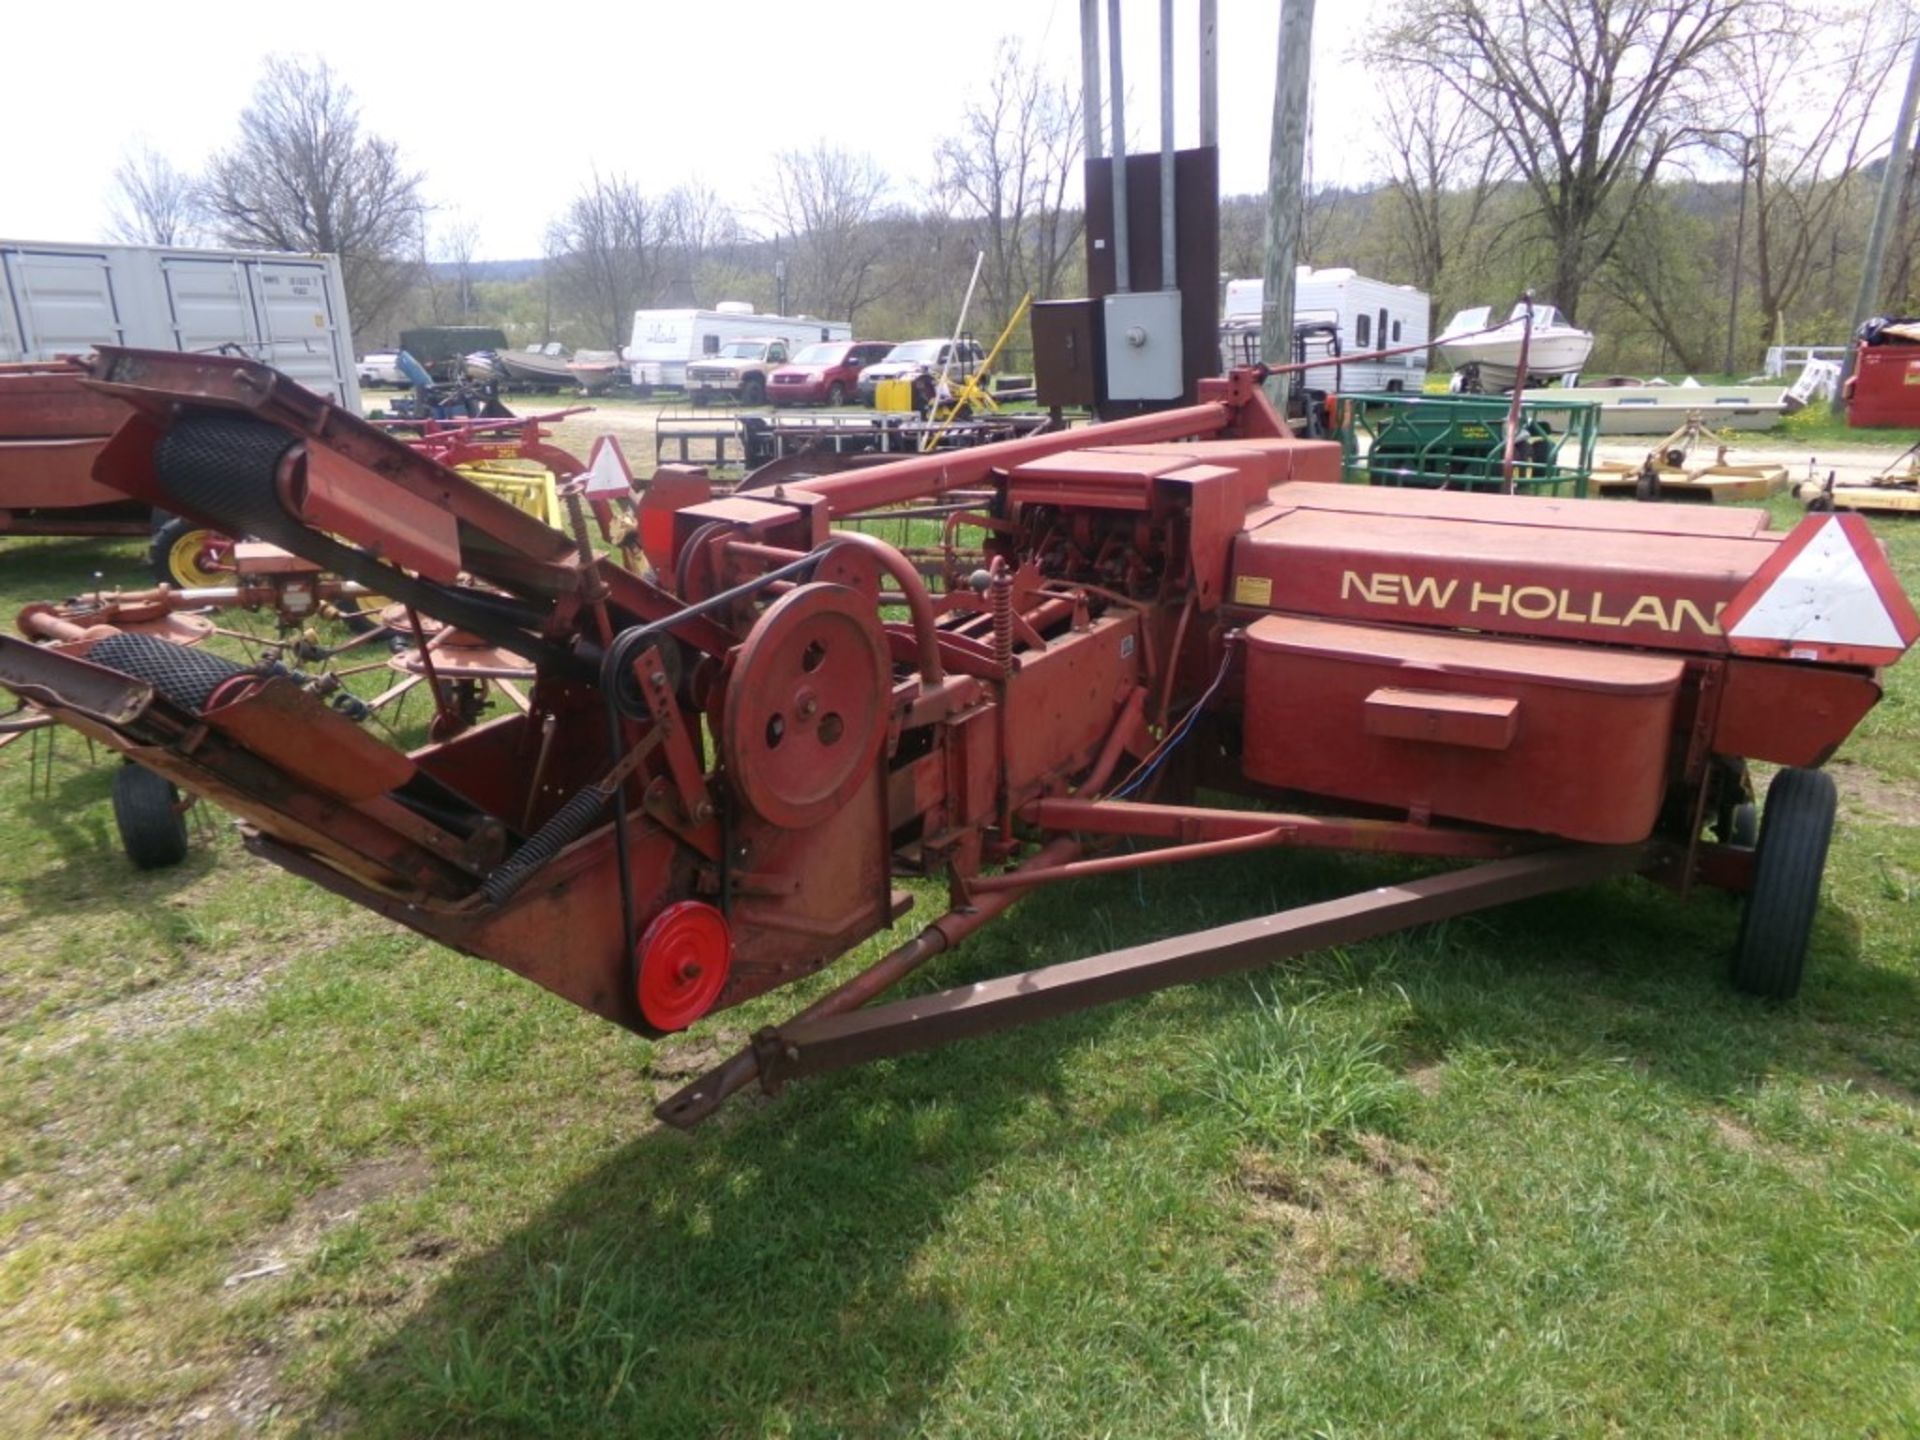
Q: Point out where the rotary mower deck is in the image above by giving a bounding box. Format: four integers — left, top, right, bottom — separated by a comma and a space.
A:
3, 348, 1914, 1128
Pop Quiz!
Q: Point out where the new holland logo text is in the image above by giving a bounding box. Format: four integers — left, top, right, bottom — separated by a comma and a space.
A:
1339, 570, 1723, 636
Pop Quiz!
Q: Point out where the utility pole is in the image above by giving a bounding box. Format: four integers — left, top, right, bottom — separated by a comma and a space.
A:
1261, 0, 1315, 408
1723, 135, 1752, 377
1839, 36, 1920, 397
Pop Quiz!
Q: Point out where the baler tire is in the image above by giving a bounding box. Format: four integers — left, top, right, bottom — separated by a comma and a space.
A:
88, 632, 251, 714
112, 763, 189, 870
1731, 767, 1837, 1001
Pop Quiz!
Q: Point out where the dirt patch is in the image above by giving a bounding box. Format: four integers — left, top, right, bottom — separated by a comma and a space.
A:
1829, 759, 1920, 827
648, 1030, 745, 1082
1238, 1134, 1449, 1305
226, 1155, 433, 1290
1406, 1061, 1446, 1097
1711, 1114, 1761, 1154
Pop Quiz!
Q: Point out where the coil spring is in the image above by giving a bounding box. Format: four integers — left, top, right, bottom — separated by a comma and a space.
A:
478, 781, 611, 906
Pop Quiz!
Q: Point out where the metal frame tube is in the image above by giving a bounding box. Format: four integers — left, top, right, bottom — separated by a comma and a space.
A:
789, 400, 1231, 516
755, 845, 1657, 1085
1160, 0, 1178, 292
1199, 0, 1219, 148
1080, 0, 1105, 163
1106, 0, 1132, 292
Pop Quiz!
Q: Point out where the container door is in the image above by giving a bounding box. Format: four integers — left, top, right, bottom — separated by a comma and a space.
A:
0, 264, 20, 361
159, 256, 262, 359
245, 260, 349, 402
1, 248, 123, 360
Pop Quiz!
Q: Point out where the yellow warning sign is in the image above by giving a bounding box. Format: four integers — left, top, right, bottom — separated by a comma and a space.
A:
1233, 574, 1273, 606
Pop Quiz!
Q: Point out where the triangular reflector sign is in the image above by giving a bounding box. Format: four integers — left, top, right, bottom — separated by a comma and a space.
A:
1722, 513, 1919, 666
583, 435, 635, 499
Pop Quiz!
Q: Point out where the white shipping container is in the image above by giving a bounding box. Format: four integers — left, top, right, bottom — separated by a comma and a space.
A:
1222, 268, 1429, 394
627, 305, 851, 390
0, 238, 362, 409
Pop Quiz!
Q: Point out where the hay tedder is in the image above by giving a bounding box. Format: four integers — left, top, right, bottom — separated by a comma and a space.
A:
4, 348, 1916, 1127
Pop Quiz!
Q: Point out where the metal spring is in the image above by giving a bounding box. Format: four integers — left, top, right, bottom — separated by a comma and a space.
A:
990, 557, 1014, 677
478, 782, 609, 906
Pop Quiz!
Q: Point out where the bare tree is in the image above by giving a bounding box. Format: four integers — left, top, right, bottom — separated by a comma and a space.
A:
440, 217, 482, 320
767, 145, 894, 322
934, 39, 1085, 336
108, 148, 199, 246
199, 56, 425, 336
1380, 0, 1749, 321
1594, 194, 1719, 371
660, 181, 746, 305
1371, 64, 1511, 308
1731, 2, 1918, 359
548, 172, 668, 346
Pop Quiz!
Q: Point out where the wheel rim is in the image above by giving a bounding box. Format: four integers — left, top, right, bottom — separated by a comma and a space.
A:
166, 530, 229, 588
346, 592, 394, 625
636, 901, 733, 1030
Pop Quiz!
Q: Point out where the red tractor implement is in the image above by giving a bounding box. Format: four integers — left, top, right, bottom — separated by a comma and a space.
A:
2, 348, 1913, 1128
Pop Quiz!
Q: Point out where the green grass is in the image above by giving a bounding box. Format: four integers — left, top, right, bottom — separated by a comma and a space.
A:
0, 503, 1917, 1437
1777, 399, 1920, 450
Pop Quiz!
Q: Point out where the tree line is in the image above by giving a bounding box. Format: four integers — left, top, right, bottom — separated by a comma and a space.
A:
110, 2, 1920, 378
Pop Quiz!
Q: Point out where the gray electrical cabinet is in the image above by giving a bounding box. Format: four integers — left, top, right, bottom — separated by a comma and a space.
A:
1102, 291, 1185, 401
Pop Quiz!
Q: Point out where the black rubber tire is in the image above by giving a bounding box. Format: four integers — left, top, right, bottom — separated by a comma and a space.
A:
89, 631, 251, 713
825, 381, 847, 407
111, 763, 189, 870
1726, 802, 1759, 850
148, 515, 224, 588
1732, 767, 1837, 1000
1635, 471, 1663, 503
740, 374, 767, 406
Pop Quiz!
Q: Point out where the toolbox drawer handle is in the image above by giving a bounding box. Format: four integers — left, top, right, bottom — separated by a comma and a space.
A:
1363, 687, 1519, 750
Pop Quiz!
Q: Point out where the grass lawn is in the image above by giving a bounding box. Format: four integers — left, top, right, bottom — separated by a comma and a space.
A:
0, 499, 1917, 1437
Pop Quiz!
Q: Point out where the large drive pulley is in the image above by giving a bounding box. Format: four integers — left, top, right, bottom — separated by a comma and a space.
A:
721, 582, 890, 829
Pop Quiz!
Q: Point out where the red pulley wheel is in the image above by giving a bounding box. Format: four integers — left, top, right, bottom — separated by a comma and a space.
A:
636, 901, 732, 1031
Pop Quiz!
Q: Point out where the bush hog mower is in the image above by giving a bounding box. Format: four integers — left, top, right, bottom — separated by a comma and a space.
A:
3, 348, 1916, 1128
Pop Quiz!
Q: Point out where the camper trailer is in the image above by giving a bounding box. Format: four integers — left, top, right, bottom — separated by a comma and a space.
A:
1221, 268, 1429, 394
627, 304, 851, 392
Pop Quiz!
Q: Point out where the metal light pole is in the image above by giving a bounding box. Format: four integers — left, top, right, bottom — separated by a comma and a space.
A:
1723, 135, 1753, 377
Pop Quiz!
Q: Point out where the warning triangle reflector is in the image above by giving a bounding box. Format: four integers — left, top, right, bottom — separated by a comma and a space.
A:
583, 435, 635, 499
1721, 513, 1919, 666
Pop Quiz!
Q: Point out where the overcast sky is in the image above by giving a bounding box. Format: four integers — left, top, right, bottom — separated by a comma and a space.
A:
0, 0, 1396, 260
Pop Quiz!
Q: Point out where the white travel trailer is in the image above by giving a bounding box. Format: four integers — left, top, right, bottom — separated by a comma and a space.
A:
627, 303, 851, 391
0, 238, 361, 407
1221, 268, 1430, 394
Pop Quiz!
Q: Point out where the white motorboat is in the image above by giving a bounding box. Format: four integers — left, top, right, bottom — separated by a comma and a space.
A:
1436, 302, 1595, 390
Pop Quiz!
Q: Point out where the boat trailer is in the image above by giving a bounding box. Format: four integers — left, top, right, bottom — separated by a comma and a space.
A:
2, 348, 1915, 1128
